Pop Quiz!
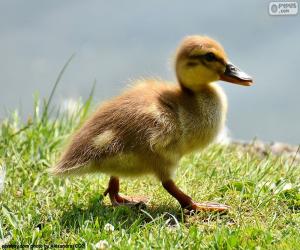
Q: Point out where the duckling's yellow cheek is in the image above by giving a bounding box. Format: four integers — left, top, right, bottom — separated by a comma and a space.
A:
194, 66, 218, 82
93, 130, 115, 148
179, 66, 218, 90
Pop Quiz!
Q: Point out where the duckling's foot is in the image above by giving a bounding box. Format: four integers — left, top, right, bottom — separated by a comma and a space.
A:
186, 201, 230, 213
104, 176, 148, 207
111, 194, 148, 207
162, 179, 230, 213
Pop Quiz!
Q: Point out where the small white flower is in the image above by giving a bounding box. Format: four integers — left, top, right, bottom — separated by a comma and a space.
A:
95, 240, 109, 249
282, 183, 293, 191
0, 235, 12, 247
0, 165, 6, 193
104, 223, 114, 232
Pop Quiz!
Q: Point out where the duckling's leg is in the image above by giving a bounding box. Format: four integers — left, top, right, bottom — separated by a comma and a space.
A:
162, 179, 229, 212
104, 176, 148, 206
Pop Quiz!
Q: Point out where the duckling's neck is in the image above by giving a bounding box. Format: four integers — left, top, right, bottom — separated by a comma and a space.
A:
178, 83, 194, 95
178, 80, 222, 96
177, 81, 228, 129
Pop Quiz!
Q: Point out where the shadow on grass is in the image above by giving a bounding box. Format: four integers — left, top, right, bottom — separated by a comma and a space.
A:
59, 194, 232, 230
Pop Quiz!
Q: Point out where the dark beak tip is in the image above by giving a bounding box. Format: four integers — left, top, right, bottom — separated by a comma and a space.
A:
243, 78, 253, 86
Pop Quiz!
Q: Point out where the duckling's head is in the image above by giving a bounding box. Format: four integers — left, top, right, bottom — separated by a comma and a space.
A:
175, 35, 252, 92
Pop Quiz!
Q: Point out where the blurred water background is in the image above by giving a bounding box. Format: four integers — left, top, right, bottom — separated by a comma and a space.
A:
0, 1, 299, 144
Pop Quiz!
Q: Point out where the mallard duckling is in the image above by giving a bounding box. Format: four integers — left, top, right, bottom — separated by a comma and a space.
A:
51, 35, 252, 212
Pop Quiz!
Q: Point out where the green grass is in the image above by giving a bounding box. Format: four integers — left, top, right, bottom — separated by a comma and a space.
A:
1, 73, 300, 249
1, 100, 300, 249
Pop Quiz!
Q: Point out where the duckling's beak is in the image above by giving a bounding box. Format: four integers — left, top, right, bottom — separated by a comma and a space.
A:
220, 62, 253, 86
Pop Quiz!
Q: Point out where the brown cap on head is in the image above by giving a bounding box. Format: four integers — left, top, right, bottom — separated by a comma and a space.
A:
176, 36, 227, 63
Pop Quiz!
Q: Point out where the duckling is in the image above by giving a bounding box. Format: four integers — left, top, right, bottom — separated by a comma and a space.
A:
51, 35, 252, 212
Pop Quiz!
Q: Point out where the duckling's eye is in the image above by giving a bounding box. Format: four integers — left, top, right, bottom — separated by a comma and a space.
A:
204, 52, 217, 62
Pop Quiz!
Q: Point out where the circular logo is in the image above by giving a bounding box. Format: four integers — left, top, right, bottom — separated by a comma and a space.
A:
270, 3, 278, 13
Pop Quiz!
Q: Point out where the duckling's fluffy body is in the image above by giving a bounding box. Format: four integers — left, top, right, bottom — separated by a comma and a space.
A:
52, 35, 252, 212
53, 80, 226, 181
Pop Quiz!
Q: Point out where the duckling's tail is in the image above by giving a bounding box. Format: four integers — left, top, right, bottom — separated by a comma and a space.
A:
48, 162, 75, 177
48, 159, 91, 177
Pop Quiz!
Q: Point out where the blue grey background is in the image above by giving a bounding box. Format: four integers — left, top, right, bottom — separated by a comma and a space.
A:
0, 1, 299, 144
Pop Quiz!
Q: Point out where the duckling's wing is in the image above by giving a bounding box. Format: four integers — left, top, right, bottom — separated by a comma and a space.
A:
50, 111, 125, 176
